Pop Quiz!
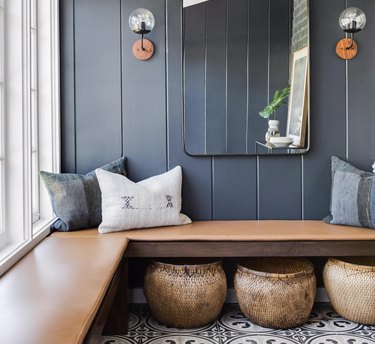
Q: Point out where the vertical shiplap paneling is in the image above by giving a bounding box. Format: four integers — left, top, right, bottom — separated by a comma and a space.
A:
247, 0, 269, 151
167, 0, 213, 220
74, 0, 122, 173
303, 0, 347, 219
206, 0, 227, 154
122, 0, 167, 181
226, 0, 248, 154
258, 156, 302, 220
258, 156, 302, 219
212, 157, 257, 220
347, 0, 375, 170
258, 0, 302, 220
60, 0, 76, 173
61, 0, 375, 224
212, 0, 257, 220
183, 3, 207, 155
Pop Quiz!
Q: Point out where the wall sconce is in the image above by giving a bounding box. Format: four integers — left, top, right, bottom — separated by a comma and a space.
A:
129, 8, 155, 61
336, 7, 366, 60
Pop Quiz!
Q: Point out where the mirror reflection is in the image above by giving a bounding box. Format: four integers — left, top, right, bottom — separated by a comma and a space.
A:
183, 0, 309, 155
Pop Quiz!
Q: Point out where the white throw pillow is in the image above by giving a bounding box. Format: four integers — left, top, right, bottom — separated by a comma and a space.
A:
96, 166, 191, 233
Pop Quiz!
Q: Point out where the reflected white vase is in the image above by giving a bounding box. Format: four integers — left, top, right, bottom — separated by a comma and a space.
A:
265, 120, 280, 143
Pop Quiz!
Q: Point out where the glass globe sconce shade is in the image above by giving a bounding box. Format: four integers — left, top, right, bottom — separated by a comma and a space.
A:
336, 7, 366, 60
129, 8, 155, 34
129, 8, 155, 60
339, 7, 366, 33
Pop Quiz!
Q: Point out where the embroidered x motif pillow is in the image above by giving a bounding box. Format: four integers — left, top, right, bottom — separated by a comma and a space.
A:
96, 166, 191, 233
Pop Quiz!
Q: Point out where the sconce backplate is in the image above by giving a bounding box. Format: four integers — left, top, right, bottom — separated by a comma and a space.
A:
132, 39, 154, 60
336, 38, 358, 60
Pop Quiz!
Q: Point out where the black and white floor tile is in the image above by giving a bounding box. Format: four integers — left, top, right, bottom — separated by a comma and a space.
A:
101, 303, 375, 344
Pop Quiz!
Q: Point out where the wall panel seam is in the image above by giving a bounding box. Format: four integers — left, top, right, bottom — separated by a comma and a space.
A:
120, 0, 124, 159
211, 157, 214, 220
204, 2, 208, 154
73, 0, 77, 173
256, 156, 259, 220
165, 0, 169, 170
301, 155, 304, 219
182, 2, 186, 156
225, 0, 228, 153
267, 0, 270, 104
345, 0, 348, 160
245, 0, 249, 154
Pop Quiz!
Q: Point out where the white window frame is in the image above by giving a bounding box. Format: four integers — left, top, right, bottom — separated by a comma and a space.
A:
0, 0, 60, 276
30, 0, 40, 224
0, 0, 5, 250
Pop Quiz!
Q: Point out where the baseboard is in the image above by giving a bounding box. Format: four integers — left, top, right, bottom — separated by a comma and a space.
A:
129, 287, 329, 304
315, 287, 329, 303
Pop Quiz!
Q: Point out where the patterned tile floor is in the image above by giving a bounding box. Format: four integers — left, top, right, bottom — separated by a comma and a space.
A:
101, 303, 375, 344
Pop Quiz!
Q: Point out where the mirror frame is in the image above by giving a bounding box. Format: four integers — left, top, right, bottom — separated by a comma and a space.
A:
181, 0, 310, 157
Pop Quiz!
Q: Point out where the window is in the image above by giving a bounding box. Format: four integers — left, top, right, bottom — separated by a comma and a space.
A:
0, 0, 5, 249
0, 0, 60, 275
30, 0, 39, 224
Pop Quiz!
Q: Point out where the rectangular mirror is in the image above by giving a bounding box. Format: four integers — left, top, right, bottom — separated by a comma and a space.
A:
183, 0, 309, 156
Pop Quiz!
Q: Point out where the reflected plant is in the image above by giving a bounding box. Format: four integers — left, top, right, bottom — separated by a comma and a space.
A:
259, 85, 290, 120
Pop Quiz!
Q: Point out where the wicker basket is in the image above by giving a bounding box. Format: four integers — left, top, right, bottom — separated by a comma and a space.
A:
144, 259, 227, 328
323, 257, 375, 325
234, 258, 316, 329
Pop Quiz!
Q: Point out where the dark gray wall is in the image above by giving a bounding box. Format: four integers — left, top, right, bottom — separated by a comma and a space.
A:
61, 0, 375, 221
183, 0, 292, 155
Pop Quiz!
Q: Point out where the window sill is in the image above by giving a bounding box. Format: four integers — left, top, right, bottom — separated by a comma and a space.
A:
0, 217, 53, 277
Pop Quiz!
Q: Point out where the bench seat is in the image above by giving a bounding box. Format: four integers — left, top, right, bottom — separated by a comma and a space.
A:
52, 220, 375, 241
53, 220, 375, 257
0, 236, 128, 344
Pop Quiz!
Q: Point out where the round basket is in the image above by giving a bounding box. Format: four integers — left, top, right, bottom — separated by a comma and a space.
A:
234, 258, 316, 329
323, 257, 375, 325
144, 259, 227, 328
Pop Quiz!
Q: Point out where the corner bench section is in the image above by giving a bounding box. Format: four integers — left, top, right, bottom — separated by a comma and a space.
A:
0, 236, 128, 344
49, 220, 375, 338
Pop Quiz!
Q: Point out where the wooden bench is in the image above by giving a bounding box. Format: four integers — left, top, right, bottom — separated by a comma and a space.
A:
2, 220, 375, 343
55, 220, 375, 338
0, 236, 128, 344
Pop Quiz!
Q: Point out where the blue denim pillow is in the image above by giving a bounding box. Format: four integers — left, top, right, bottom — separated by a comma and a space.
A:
324, 156, 375, 229
40, 157, 126, 231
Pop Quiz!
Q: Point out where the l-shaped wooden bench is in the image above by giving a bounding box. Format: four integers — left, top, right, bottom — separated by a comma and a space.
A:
1, 220, 375, 344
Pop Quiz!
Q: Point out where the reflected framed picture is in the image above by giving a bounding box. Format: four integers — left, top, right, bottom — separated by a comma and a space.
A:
286, 46, 309, 147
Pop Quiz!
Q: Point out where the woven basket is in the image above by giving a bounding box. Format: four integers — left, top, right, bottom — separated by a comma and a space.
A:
144, 259, 227, 328
323, 257, 375, 325
234, 258, 316, 329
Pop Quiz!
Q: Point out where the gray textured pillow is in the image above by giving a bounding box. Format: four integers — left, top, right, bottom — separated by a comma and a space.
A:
324, 156, 375, 228
41, 157, 126, 231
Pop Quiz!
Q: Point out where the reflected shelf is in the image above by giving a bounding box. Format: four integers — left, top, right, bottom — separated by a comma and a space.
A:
255, 141, 307, 155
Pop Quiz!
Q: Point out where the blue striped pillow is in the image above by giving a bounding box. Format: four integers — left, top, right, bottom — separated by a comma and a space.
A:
41, 157, 127, 231
324, 156, 375, 229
